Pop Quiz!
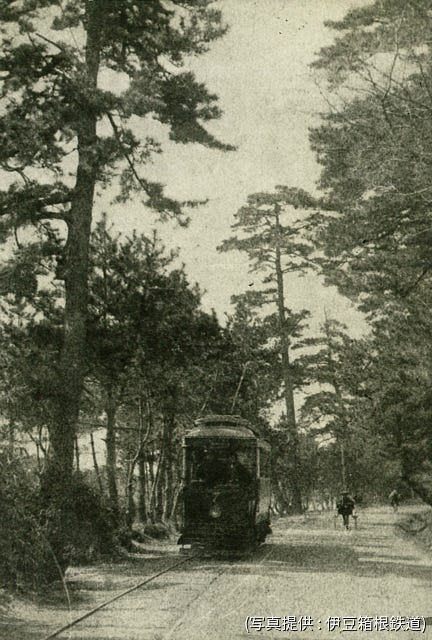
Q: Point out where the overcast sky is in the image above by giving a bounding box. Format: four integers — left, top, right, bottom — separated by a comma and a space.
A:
101, 0, 369, 335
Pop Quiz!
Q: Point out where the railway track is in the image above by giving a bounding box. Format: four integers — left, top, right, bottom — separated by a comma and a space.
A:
163, 543, 276, 640
41, 544, 275, 640
42, 555, 197, 640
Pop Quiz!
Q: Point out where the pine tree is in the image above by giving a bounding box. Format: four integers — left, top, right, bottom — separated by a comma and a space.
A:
219, 186, 317, 512
0, 1, 230, 524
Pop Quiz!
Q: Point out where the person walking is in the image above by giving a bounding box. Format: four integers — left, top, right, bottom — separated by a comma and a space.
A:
389, 489, 400, 512
336, 490, 355, 530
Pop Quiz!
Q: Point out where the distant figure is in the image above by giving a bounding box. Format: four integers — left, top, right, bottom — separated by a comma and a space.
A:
389, 489, 400, 512
336, 490, 355, 530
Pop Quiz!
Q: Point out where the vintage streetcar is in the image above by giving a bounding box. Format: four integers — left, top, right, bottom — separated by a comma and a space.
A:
178, 415, 272, 551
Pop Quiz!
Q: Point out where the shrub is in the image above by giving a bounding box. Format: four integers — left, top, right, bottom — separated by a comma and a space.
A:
40, 472, 118, 569
0, 454, 117, 589
0, 452, 55, 589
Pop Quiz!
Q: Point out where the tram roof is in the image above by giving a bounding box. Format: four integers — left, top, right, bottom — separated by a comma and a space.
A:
185, 414, 265, 443
195, 414, 251, 428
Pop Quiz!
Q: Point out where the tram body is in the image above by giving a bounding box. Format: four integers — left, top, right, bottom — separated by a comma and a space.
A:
178, 415, 272, 549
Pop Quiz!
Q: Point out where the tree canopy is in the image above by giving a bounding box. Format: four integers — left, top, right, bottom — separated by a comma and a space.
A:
309, 0, 432, 503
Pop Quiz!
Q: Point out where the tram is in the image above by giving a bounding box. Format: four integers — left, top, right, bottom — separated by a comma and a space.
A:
178, 415, 272, 550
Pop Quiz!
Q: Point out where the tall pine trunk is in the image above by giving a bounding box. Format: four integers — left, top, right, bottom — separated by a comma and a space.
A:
41, 2, 101, 559
274, 203, 303, 513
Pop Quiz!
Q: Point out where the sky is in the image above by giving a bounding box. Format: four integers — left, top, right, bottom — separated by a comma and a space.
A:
99, 0, 369, 337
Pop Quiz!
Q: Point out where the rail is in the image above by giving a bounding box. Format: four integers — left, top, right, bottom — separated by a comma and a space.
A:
42, 555, 196, 640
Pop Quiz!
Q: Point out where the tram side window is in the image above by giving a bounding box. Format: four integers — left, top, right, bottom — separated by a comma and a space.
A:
259, 450, 270, 478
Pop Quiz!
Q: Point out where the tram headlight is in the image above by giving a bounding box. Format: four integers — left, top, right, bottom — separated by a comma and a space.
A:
210, 504, 222, 519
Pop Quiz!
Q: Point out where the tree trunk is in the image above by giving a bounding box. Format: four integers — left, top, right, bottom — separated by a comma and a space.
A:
36, 442, 42, 474
137, 451, 147, 522
90, 431, 104, 495
136, 395, 149, 523
170, 482, 182, 523
125, 429, 150, 530
340, 441, 347, 488
274, 203, 303, 513
323, 318, 349, 490
105, 389, 119, 522
8, 415, 14, 458
125, 460, 136, 530
37, 5, 102, 576
148, 450, 155, 484
41, 1, 101, 509
156, 454, 165, 522
150, 451, 164, 522
162, 402, 176, 521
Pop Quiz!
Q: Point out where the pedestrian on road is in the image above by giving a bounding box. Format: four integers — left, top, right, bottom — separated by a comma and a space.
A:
389, 489, 400, 512
336, 490, 355, 530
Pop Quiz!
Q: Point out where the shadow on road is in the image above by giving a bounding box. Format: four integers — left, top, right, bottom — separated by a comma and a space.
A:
187, 532, 432, 585
4, 510, 432, 640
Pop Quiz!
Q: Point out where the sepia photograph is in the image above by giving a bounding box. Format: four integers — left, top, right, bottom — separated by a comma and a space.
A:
0, 0, 432, 638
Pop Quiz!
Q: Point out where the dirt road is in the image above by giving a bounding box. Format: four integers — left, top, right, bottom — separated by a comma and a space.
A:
3, 507, 432, 640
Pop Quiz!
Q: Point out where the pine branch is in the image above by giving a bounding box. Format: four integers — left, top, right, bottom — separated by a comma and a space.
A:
106, 111, 152, 199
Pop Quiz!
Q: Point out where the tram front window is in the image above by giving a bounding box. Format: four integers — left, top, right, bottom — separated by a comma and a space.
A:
190, 446, 254, 487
